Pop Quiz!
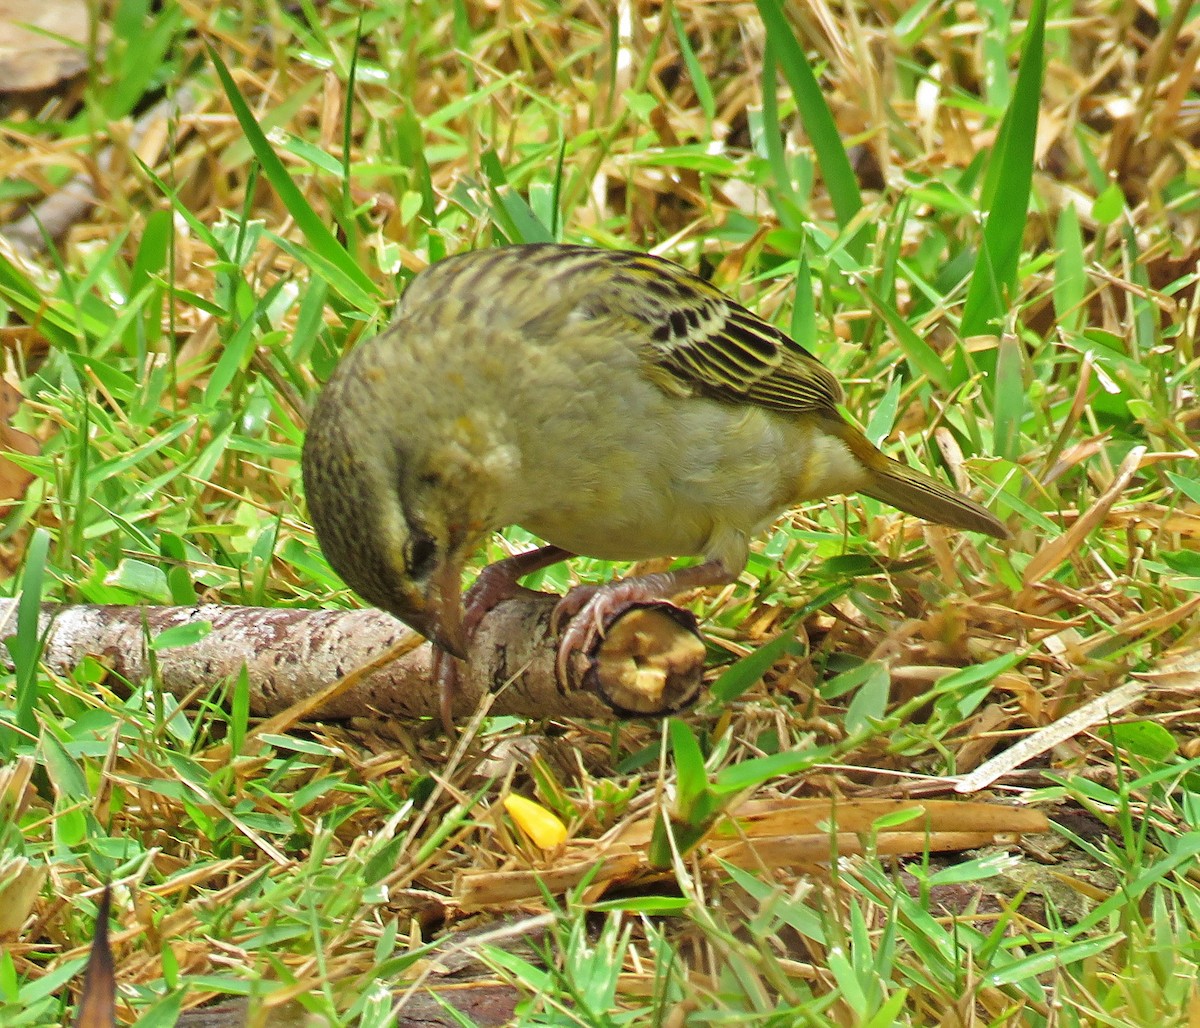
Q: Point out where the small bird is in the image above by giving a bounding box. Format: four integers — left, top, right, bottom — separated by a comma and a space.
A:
302, 244, 1007, 727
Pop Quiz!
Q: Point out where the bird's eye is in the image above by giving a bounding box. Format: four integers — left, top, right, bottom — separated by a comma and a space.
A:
406, 531, 437, 579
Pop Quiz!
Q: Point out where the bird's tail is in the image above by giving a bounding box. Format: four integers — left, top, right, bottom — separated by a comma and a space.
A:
833, 423, 1009, 539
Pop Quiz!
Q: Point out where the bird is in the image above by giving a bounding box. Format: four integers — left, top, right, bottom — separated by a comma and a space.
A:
301, 243, 1008, 729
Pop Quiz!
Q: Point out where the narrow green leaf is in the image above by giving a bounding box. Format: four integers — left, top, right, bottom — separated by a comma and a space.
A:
992, 332, 1025, 460
1093, 181, 1125, 224
395, 111, 441, 262
670, 719, 709, 818
150, 622, 213, 651
710, 629, 803, 704
8, 529, 51, 743
129, 208, 173, 300
961, 0, 1047, 338
670, 4, 715, 123
206, 44, 379, 305
754, 0, 864, 250
789, 252, 816, 352
844, 662, 891, 733
864, 375, 901, 446
480, 150, 554, 244
1052, 203, 1086, 334
863, 285, 953, 391
203, 278, 290, 408
714, 747, 832, 792
1167, 472, 1200, 506
757, 47, 800, 224
988, 935, 1121, 986
271, 236, 377, 312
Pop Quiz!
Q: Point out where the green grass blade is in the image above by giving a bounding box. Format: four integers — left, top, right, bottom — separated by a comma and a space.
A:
1053, 202, 1086, 335
206, 43, 379, 308
757, 45, 801, 228
479, 151, 555, 244
863, 284, 953, 391
992, 331, 1025, 462
7, 529, 51, 747
960, 0, 1048, 338
789, 252, 817, 352
670, 4, 715, 124
754, 0, 863, 251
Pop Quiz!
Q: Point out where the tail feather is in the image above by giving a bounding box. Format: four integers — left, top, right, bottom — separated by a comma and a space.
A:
834, 423, 1009, 539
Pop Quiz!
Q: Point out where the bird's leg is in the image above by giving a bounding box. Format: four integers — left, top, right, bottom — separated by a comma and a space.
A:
435, 544, 573, 733
465, 544, 575, 629
553, 559, 735, 686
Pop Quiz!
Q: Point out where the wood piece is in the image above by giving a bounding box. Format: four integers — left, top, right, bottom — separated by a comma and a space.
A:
0, 593, 705, 722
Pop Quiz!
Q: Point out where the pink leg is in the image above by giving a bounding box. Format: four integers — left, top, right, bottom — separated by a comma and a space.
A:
554, 559, 735, 686
436, 545, 573, 733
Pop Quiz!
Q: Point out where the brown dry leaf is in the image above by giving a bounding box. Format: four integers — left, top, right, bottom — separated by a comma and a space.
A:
0, 855, 44, 938
73, 886, 115, 1028
0, 325, 52, 372
0, 756, 41, 939
0, 0, 102, 93
0, 378, 38, 505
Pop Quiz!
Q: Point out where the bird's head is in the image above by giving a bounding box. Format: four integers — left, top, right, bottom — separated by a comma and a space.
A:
301, 339, 514, 659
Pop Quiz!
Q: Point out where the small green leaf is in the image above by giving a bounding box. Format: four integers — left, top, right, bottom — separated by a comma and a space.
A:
844, 663, 891, 733
1167, 472, 1200, 505
1104, 721, 1178, 763
8, 529, 51, 747
1093, 181, 1125, 225
1053, 203, 1086, 334
105, 560, 172, 604
150, 622, 213, 651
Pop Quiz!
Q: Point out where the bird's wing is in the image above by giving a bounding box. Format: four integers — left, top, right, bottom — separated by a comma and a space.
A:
403, 243, 844, 416
592, 251, 844, 416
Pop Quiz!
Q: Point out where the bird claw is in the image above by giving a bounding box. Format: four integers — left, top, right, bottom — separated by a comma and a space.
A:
553, 581, 650, 687
552, 560, 733, 689
433, 577, 529, 736
549, 584, 600, 636
466, 566, 538, 627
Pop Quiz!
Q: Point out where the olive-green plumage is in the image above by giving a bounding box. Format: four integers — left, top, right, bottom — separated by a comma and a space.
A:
302, 243, 1007, 667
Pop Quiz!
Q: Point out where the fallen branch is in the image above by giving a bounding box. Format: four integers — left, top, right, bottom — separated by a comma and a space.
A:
0, 593, 706, 722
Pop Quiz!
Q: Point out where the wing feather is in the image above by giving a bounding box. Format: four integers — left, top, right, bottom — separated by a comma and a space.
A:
587, 250, 844, 416
416, 243, 845, 417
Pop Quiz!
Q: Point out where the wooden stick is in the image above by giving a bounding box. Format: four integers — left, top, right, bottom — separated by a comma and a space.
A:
0, 594, 706, 723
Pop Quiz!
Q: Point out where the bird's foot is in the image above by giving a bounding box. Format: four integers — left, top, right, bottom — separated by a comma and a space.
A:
553, 560, 733, 688
553, 584, 630, 687
435, 545, 572, 734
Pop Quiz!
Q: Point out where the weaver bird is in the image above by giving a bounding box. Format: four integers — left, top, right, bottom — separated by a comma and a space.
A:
302, 244, 1008, 729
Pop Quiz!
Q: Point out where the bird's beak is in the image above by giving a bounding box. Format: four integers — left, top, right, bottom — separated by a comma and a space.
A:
402, 556, 468, 660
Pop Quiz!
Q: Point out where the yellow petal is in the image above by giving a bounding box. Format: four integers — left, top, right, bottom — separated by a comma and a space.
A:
504, 794, 567, 849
